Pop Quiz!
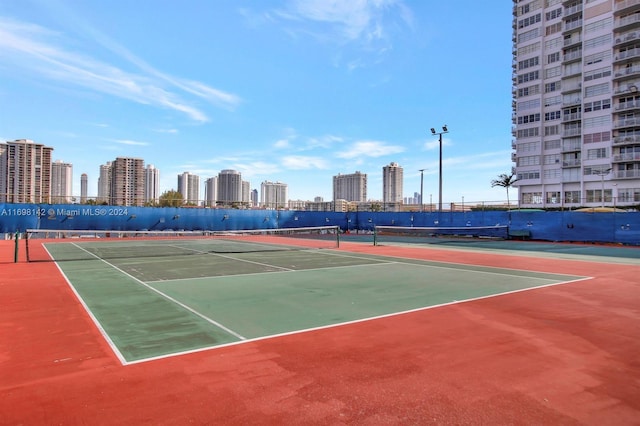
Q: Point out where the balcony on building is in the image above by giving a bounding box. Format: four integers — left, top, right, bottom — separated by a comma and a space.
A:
614, 29, 640, 48
563, 3, 583, 20
615, 13, 640, 32
615, 99, 640, 112
615, 168, 640, 179
614, 0, 640, 16
562, 112, 582, 123
614, 47, 640, 64
563, 49, 583, 63
613, 151, 640, 163
562, 159, 581, 168
613, 64, 640, 81
613, 134, 640, 145
563, 18, 583, 34
613, 116, 640, 129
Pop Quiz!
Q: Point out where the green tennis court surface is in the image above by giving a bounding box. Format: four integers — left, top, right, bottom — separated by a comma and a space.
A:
45, 240, 589, 364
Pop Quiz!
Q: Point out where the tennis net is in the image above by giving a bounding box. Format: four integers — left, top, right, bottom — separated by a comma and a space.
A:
25, 226, 340, 262
373, 225, 509, 246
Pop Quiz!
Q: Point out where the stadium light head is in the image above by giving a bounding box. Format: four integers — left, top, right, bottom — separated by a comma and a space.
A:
442, 125, 448, 132
430, 128, 436, 134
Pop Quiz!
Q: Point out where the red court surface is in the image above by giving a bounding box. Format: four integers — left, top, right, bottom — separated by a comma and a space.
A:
1, 239, 639, 425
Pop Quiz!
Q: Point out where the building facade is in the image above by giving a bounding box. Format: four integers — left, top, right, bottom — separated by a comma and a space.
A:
382, 162, 403, 210
260, 181, 288, 209
217, 169, 243, 206
80, 173, 88, 203
51, 160, 73, 203
110, 157, 145, 206
145, 164, 160, 205
204, 176, 218, 207
512, 0, 640, 208
0, 139, 53, 203
177, 171, 200, 205
333, 171, 367, 203
97, 162, 112, 204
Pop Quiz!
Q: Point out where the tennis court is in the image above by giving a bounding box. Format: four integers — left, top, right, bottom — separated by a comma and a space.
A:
2, 229, 639, 424
41, 235, 588, 363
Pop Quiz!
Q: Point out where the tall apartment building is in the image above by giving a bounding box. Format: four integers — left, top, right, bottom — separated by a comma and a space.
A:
0, 139, 53, 203
51, 160, 73, 203
145, 164, 160, 205
217, 169, 243, 206
333, 171, 367, 202
97, 161, 112, 204
110, 157, 145, 206
204, 176, 218, 207
80, 173, 88, 203
382, 162, 403, 210
177, 171, 199, 205
261, 181, 288, 209
512, 0, 640, 208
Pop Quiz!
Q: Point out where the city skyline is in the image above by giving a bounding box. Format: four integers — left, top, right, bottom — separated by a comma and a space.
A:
0, 1, 513, 204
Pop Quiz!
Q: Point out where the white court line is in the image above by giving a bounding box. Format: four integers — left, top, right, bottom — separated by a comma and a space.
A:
169, 244, 295, 271
68, 243, 247, 343
42, 244, 128, 365
126, 274, 595, 365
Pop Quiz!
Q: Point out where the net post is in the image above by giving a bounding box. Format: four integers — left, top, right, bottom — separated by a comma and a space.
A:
373, 226, 377, 246
14, 229, 19, 263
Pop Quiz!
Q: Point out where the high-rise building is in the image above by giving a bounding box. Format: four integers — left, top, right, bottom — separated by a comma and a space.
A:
261, 181, 288, 209
145, 164, 160, 205
382, 162, 403, 209
0, 139, 53, 203
242, 180, 251, 206
80, 173, 88, 203
204, 176, 218, 207
110, 157, 145, 206
97, 161, 112, 204
333, 171, 367, 202
177, 171, 200, 205
512, 0, 640, 208
51, 160, 73, 203
217, 169, 243, 205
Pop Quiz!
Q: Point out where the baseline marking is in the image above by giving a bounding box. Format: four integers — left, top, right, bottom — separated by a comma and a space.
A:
69, 243, 247, 342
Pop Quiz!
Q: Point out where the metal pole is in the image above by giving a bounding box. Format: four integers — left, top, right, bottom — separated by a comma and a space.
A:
439, 133, 443, 213
419, 169, 425, 213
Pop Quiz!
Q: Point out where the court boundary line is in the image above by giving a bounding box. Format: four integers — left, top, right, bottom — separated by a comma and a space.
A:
42, 244, 128, 365
125, 274, 594, 365
64, 243, 247, 358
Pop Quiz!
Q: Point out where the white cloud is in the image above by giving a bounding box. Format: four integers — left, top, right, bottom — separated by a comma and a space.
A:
282, 155, 330, 170
0, 17, 241, 122
336, 140, 405, 159
113, 139, 150, 146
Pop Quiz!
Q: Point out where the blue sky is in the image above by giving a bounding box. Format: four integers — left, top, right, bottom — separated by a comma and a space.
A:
0, 0, 513, 205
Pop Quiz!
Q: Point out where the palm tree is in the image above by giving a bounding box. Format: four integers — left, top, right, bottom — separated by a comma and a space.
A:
491, 173, 518, 210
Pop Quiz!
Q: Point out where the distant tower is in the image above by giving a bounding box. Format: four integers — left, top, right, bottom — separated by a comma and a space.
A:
333, 171, 367, 202
217, 170, 242, 205
110, 157, 145, 206
145, 164, 160, 205
261, 181, 288, 209
204, 176, 218, 207
177, 171, 200, 205
0, 139, 53, 203
51, 160, 73, 203
97, 162, 112, 204
80, 173, 88, 203
382, 162, 403, 210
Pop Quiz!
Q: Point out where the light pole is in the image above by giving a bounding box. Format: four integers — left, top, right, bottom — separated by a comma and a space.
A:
419, 169, 426, 213
430, 125, 449, 212
593, 168, 612, 207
